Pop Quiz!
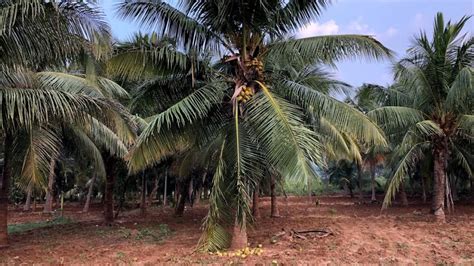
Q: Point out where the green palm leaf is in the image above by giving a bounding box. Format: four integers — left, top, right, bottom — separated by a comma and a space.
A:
247, 82, 323, 185
127, 81, 226, 173
267, 35, 393, 65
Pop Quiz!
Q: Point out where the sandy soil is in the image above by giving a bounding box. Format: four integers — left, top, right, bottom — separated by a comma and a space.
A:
1, 195, 473, 265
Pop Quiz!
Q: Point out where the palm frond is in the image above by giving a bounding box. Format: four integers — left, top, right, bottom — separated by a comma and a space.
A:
247, 82, 323, 186
274, 0, 330, 34
368, 106, 425, 133
198, 139, 232, 251
267, 34, 393, 65
64, 125, 106, 178
12, 127, 61, 190
107, 34, 189, 80
38, 69, 129, 100
446, 67, 473, 113
81, 117, 129, 158
277, 79, 387, 147
127, 81, 226, 173
450, 142, 473, 178
382, 141, 430, 209
115, 0, 227, 53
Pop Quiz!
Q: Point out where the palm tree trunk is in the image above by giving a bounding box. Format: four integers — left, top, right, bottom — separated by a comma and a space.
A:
104, 157, 116, 225
148, 174, 159, 206
175, 178, 189, 216
270, 175, 280, 218
230, 214, 247, 250
194, 171, 206, 206
0, 130, 13, 248
43, 159, 56, 213
83, 175, 96, 213
23, 183, 33, 212
357, 163, 364, 200
432, 142, 447, 222
370, 164, 376, 202
421, 174, 427, 204
174, 183, 179, 205
451, 175, 458, 202
163, 171, 168, 207
252, 183, 261, 219
399, 180, 408, 206
140, 173, 147, 216
343, 181, 353, 198
194, 187, 201, 205
188, 178, 194, 207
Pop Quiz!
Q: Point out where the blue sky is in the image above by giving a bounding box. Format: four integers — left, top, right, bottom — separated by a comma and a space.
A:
101, 0, 473, 88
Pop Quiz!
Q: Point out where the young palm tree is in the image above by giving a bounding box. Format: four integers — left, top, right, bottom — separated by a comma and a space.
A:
370, 13, 473, 222
116, 0, 392, 250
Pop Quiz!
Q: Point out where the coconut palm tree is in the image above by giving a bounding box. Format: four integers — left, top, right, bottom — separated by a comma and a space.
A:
369, 13, 473, 222
116, 0, 392, 250
0, 0, 126, 247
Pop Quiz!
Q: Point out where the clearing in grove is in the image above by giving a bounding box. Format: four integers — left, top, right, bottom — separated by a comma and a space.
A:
1, 195, 473, 264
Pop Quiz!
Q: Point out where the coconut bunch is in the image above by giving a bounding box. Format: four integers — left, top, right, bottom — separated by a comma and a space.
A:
236, 85, 254, 103
244, 58, 264, 80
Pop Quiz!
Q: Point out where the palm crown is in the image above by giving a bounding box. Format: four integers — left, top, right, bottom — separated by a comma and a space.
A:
114, 0, 393, 250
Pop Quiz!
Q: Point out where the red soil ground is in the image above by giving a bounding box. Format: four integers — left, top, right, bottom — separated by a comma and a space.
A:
1, 195, 473, 264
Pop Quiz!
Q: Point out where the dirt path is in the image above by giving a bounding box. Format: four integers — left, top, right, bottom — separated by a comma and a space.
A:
1, 196, 473, 264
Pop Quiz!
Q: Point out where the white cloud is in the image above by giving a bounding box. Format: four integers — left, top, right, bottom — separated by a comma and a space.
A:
346, 17, 375, 35
297, 18, 397, 42
297, 20, 339, 38
385, 27, 398, 38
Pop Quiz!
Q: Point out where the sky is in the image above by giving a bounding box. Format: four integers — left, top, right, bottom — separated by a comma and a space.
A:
101, 0, 473, 89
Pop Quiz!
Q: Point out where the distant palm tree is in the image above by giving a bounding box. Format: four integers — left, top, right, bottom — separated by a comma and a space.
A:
116, 0, 392, 250
369, 13, 473, 222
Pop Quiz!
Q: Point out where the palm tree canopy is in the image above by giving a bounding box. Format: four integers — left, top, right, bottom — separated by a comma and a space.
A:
367, 13, 473, 208
112, 0, 394, 251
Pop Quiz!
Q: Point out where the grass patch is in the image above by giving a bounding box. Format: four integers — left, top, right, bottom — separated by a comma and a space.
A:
8, 216, 73, 234
135, 224, 172, 243
93, 223, 173, 243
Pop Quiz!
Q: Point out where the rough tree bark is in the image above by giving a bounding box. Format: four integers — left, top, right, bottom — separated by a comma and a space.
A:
174, 183, 179, 205
104, 157, 116, 225
270, 175, 280, 218
0, 130, 13, 248
148, 173, 159, 206
23, 183, 33, 212
140, 173, 147, 216
43, 159, 56, 213
252, 183, 261, 219
432, 139, 447, 222
451, 175, 458, 202
83, 175, 96, 213
230, 214, 247, 250
175, 177, 191, 216
399, 181, 408, 206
